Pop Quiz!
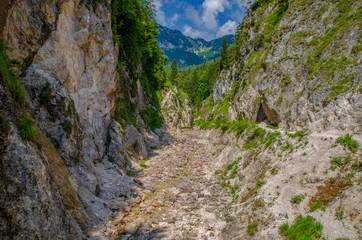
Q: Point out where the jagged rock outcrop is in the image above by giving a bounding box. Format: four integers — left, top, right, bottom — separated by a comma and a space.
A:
214, 0, 361, 132
213, 65, 239, 101
161, 88, 193, 130
0, 0, 158, 238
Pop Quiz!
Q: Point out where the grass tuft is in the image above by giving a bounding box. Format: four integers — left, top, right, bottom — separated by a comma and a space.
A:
18, 112, 39, 141
291, 195, 305, 204
279, 215, 323, 240
310, 200, 326, 212
247, 222, 258, 236
0, 44, 27, 107
336, 134, 359, 153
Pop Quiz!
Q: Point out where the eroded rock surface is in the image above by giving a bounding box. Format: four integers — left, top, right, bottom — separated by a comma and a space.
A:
93, 128, 361, 240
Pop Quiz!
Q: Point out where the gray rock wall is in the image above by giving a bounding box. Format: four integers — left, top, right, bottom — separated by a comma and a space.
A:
213, 0, 361, 132
0, 0, 155, 238
161, 88, 193, 130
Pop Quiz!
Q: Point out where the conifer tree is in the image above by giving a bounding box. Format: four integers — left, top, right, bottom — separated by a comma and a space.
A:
220, 37, 228, 69
170, 59, 178, 85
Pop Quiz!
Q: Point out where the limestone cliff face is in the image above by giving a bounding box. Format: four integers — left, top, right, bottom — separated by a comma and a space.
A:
0, 0, 154, 238
213, 0, 361, 132
161, 88, 193, 130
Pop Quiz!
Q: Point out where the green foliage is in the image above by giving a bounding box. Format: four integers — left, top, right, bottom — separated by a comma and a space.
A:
279, 215, 323, 240
196, 117, 255, 136
335, 207, 345, 221
177, 59, 219, 107
291, 195, 305, 204
228, 118, 253, 135
0, 44, 27, 107
140, 107, 163, 131
283, 141, 294, 152
336, 134, 359, 153
330, 155, 352, 170
256, 179, 265, 188
108, 156, 115, 164
270, 167, 278, 175
220, 37, 229, 69
275, 96, 283, 106
243, 140, 259, 149
310, 200, 326, 212
289, 130, 310, 141
252, 127, 266, 139
247, 222, 258, 236
212, 97, 230, 116
111, 0, 166, 105
261, 131, 281, 148
267, 124, 279, 130
18, 112, 39, 141
170, 59, 178, 85
113, 98, 136, 126
140, 163, 148, 168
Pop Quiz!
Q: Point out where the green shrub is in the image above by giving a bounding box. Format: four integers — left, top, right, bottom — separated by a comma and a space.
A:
113, 98, 136, 126
247, 222, 258, 236
140, 163, 148, 169
279, 215, 323, 240
229, 118, 252, 135
18, 112, 39, 141
0, 44, 27, 107
252, 127, 266, 139
291, 195, 304, 204
336, 134, 359, 153
140, 107, 163, 131
310, 200, 326, 212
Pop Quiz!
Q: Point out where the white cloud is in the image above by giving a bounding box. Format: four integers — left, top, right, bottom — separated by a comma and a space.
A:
201, 0, 231, 30
185, 5, 203, 26
182, 25, 202, 38
182, 25, 214, 40
217, 20, 237, 37
154, 0, 166, 26
170, 13, 180, 26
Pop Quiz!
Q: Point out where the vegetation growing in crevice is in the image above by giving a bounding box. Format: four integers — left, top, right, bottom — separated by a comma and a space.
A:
336, 134, 359, 153
0, 44, 27, 108
18, 112, 39, 141
113, 98, 136, 127
140, 107, 163, 131
279, 215, 323, 240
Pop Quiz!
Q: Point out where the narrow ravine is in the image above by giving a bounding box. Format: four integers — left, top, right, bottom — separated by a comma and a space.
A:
98, 130, 230, 239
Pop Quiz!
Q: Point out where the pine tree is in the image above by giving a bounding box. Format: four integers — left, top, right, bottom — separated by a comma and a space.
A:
170, 59, 178, 85
220, 37, 228, 69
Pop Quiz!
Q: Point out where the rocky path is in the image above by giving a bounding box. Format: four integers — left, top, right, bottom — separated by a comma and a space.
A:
105, 130, 228, 240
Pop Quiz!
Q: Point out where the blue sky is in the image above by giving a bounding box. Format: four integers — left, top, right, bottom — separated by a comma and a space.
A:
153, 0, 250, 41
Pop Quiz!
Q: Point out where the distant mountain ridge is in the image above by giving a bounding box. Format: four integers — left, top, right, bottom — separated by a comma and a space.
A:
157, 25, 235, 67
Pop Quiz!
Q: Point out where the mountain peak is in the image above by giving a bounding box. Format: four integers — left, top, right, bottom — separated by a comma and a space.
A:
157, 25, 234, 67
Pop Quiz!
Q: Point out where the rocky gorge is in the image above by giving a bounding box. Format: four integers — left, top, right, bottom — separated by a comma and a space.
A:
0, 0, 361, 239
